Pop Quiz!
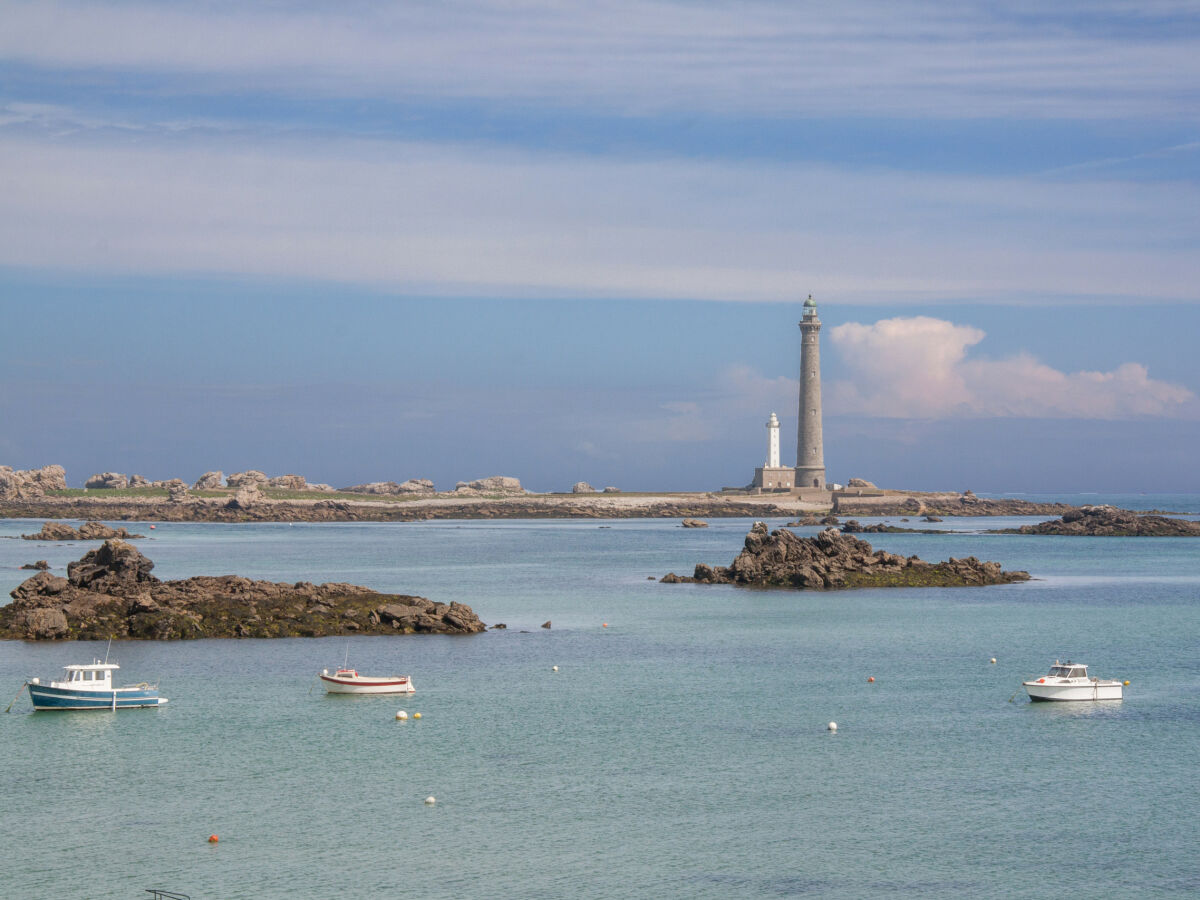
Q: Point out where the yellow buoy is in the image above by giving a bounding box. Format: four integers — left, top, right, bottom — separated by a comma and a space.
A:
413, 712, 422, 719
1124, 680, 1130, 686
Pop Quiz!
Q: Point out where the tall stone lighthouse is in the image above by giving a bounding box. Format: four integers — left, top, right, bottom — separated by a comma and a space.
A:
795, 294, 826, 490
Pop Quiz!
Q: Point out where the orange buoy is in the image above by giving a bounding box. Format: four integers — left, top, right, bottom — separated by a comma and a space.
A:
149, 525, 156, 529
867, 676, 875, 683
602, 623, 608, 628
207, 834, 219, 843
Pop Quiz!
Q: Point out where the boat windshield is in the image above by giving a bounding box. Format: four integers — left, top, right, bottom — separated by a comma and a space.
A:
1069, 668, 1087, 678
1048, 666, 1071, 677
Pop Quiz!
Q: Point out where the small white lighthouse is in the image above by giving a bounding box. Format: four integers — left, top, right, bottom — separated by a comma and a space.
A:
766, 412, 781, 468
752, 412, 795, 492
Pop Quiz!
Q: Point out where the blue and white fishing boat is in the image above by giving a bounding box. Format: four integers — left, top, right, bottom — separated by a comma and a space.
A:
26, 661, 167, 711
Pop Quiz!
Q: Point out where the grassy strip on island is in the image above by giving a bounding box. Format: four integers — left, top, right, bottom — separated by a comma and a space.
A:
661, 522, 1029, 590
1, 540, 486, 640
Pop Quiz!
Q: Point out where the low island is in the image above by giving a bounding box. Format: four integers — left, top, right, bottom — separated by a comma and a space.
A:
661, 522, 1030, 589
996, 505, 1200, 537
0, 540, 487, 641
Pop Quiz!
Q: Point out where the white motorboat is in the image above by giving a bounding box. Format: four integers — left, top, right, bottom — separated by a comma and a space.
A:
318, 667, 415, 694
1023, 661, 1123, 702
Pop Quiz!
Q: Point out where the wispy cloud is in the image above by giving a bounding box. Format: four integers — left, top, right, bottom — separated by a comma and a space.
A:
1, 127, 1196, 303
828, 316, 1198, 419
3, 1, 1199, 120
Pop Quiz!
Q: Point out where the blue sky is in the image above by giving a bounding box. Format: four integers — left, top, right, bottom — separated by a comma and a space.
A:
1, 1, 1198, 492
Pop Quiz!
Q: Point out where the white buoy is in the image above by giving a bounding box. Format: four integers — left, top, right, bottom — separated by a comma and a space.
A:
424, 796, 436, 805
827, 721, 838, 733
990, 657, 997, 664
395, 710, 408, 720
552, 665, 559, 672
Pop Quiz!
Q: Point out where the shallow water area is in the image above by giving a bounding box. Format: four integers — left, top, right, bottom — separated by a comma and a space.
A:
2, 500, 1199, 898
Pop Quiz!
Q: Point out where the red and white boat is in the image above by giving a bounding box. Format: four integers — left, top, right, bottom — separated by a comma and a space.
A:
319, 667, 415, 694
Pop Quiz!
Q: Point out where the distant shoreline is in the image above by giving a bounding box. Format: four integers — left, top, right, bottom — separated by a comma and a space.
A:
0, 486, 1161, 524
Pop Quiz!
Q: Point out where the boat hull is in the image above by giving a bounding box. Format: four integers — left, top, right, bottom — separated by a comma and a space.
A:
319, 674, 415, 695
1023, 681, 1123, 702
28, 683, 167, 710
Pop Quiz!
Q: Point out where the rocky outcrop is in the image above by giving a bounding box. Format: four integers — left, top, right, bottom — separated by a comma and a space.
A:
129, 474, 150, 487
1004, 505, 1200, 537
21, 560, 50, 570
572, 482, 596, 493
839, 520, 945, 535
847, 478, 877, 488
785, 515, 821, 527
455, 476, 524, 494
21, 521, 145, 541
193, 471, 225, 490
226, 487, 263, 510
681, 518, 708, 528
341, 479, 435, 495
227, 470, 269, 489
85, 472, 129, 490
267, 474, 307, 490
0, 540, 487, 641
660, 522, 1029, 590
0, 464, 68, 499
603, 486, 621, 493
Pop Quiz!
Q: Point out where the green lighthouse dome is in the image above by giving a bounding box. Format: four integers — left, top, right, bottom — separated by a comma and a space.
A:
803, 294, 816, 308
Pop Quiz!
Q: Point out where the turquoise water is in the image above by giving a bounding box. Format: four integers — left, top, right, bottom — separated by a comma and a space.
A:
2, 508, 1199, 898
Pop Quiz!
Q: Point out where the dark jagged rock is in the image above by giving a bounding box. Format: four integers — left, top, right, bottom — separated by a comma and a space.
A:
840, 520, 949, 535
1, 540, 487, 641
21, 560, 50, 570
21, 521, 145, 541
785, 515, 821, 527
1002, 505, 1200, 537
661, 522, 1029, 590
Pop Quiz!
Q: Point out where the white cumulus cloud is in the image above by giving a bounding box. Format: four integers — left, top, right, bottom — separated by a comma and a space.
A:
828, 316, 1197, 419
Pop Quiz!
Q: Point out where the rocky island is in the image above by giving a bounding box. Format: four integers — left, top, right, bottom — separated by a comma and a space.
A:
20, 521, 145, 541
0, 540, 487, 640
661, 522, 1030, 590
999, 505, 1200, 537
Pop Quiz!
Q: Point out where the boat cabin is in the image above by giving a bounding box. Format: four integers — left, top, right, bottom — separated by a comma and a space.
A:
1047, 662, 1088, 680
52, 662, 118, 690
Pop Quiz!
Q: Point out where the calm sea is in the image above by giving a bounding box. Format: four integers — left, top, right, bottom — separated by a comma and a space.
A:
2, 495, 1199, 898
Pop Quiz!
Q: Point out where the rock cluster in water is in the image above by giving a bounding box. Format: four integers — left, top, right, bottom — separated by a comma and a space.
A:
0, 540, 487, 641
1006, 505, 1200, 536
21, 521, 145, 541
660, 522, 1029, 590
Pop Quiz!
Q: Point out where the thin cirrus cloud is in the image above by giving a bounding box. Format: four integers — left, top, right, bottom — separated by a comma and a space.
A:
0, 125, 1197, 304
2, 1, 1199, 120
826, 316, 1198, 419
